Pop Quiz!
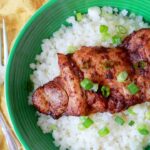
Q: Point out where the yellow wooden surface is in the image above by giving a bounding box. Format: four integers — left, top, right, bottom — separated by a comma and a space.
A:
0, 0, 47, 149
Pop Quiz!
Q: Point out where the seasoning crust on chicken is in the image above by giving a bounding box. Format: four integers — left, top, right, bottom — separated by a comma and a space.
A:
121, 28, 150, 79
32, 28, 150, 119
121, 28, 150, 102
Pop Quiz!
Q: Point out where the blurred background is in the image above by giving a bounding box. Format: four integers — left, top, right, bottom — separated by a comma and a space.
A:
0, 0, 47, 149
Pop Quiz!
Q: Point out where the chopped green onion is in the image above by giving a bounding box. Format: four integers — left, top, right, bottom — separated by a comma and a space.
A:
91, 83, 99, 92
67, 45, 77, 54
117, 71, 128, 82
79, 116, 93, 130
116, 25, 127, 34
145, 112, 150, 120
80, 78, 99, 92
80, 78, 94, 90
128, 120, 135, 126
115, 116, 125, 125
144, 145, 150, 150
137, 124, 149, 135
99, 25, 110, 42
101, 32, 111, 41
127, 108, 136, 115
137, 125, 149, 135
127, 83, 140, 95
98, 127, 110, 137
100, 25, 108, 33
75, 12, 83, 22
112, 35, 121, 45
101, 85, 110, 98
82, 117, 94, 128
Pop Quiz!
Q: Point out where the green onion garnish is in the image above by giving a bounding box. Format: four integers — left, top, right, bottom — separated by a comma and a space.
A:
116, 25, 127, 34
98, 127, 110, 137
80, 78, 94, 90
128, 120, 135, 126
101, 85, 110, 98
115, 116, 125, 125
117, 71, 128, 82
127, 83, 140, 95
91, 83, 99, 92
100, 25, 108, 33
78, 116, 94, 130
127, 108, 136, 115
76, 12, 83, 22
137, 125, 149, 135
102, 32, 111, 41
144, 145, 150, 150
80, 78, 98, 92
82, 117, 94, 128
145, 112, 150, 120
112, 35, 121, 45
67, 45, 77, 54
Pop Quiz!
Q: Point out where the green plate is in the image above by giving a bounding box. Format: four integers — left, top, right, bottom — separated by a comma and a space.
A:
5, 0, 150, 149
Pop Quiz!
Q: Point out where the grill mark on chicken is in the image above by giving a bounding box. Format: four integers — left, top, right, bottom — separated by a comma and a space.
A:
67, 54, 84, 81
32, 28, 150, 119
57, 53, 88, 116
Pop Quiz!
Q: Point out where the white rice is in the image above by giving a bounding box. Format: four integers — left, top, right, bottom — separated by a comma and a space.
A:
29, 6, 150, 150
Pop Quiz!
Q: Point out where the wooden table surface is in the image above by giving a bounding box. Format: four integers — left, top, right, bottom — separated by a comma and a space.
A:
0, 0, 47, 149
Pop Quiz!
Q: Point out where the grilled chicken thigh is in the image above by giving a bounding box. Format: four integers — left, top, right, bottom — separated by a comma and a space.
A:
32, 28, 150, 119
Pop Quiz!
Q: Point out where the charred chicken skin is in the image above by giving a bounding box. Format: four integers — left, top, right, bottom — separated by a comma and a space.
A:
32, 28, 150, 119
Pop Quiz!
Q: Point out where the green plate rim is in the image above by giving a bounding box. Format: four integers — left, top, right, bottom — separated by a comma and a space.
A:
5, 0, 57, 149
